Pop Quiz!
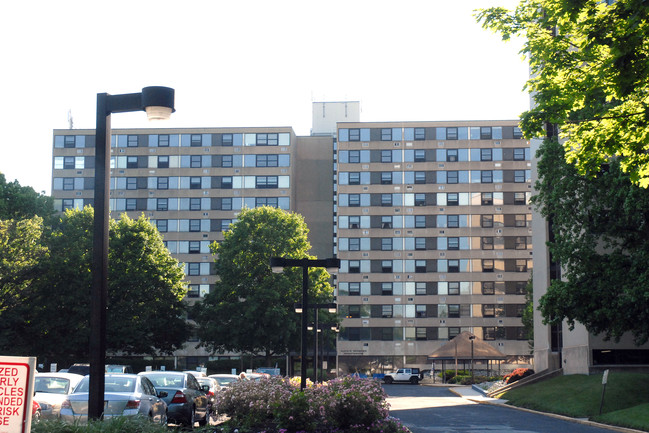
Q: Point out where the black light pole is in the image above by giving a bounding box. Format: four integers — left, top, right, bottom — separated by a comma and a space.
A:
270, 257, 339, 390
469, 334, 476, 384
89, 87, 175, 420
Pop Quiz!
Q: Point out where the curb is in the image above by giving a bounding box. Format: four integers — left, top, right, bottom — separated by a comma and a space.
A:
449, 388, 645, 433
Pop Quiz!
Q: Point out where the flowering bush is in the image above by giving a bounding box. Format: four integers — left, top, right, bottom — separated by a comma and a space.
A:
214, 375, 410, 433
503, 368, 535, 384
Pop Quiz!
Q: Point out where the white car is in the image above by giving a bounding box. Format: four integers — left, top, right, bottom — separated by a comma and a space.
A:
208, 374, 239, 388
34, 372, 84, 419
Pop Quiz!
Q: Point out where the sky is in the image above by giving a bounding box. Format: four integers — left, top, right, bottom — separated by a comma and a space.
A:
0, 0, 529, 195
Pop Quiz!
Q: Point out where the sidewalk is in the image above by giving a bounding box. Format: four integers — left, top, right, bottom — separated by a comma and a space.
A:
448, 385, 509, 404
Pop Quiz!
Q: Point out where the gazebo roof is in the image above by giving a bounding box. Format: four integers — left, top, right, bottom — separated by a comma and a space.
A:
428, 331, 507, 361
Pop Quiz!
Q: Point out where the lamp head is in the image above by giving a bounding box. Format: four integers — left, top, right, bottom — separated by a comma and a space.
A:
141, 86, 175, 121
324, 257, 341, 274
270, 257, 285, 273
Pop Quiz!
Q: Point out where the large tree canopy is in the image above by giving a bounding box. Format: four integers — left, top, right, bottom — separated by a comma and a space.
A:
0, 173, 54, 221
193, 206, 335, 363
0, 208, 189, 363
477, 0, 649, 186
533, 138, 649, 344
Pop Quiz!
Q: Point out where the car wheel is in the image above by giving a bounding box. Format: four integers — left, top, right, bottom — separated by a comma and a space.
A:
183, 408, 196, 430
410, 376, 419, 385
384, 377, 393, 384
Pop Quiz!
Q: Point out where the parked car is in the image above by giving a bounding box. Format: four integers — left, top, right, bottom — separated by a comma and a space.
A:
59, 374, 167, 425
105, 365, 133, 374
139, 371, 209, 428
208, 373, 239, 388
196, 377, 219, 418
32, 401, 42, 423
66, 363, 90, 376
34, 372, 84, 419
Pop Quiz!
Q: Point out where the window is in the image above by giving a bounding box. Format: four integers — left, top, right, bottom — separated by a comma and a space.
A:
256, 176, 278, 189
349, 172, 360, 185
381, 216, 392, 229
381, 260, 393, 273
190, 198, 201, 211
381, 194, 392, 206
448, 260, 460, 273
64, 136, 75, 148
156, 199, 168, 211
482, 281, 495, 295
414, 128, 425, 140
158, 135, 170, 147
447, 193, 459, 206
381, 283, 393, 296
382, 305, 393, 318
447, 171, 458, 184
483, 304, 496, 317
127, 135, 138, 147
221, 177, 233, 189
416, 282, 427, 295
381, 128, 392, 141
381, 238, 392, 251
448, 304, 460, 318
349, 216, 361, 229
480, 148, 492, 161
190, 177, 201, 189
482, 259, 494, 272
415, 260, 426, 273
381, 150, 392, 163
158, 156, 169, 168
515, 236, 527, 250
257, 133, 278, 146
482, 237, 494, 250
349, 282, 360, 296
480, 127, 492, 140
446, 149, 458, 162
513, 148, 526, 160
348, 150, 361, 163
222, 134, 233, 146
447, 127, 458, 140
349, 129, 361, 141
516, 259, 528, 272
414, 149, 425, 162
447, 237, 459, 250
515, 281, 527, 295
190, 155, 202, 168
349, 194, 361, 207
447, 215, 459, 228
515, 214, 527, 227
127, 156, 138, 168
349, 260, 361, 273
221, 197, 232, 211
481, 171, 493, 183
448, 282, 460, 295
415, 237, 426, 250
513, 127, 523, 139
349, 238, 360, 251
156, 220, 168, 233
257, 154, 278, 167
191, 134, 202, 147
514, 170, 526, 183
189, 220, 201, 232
481, 215, 494, 228
63, 178, 74, 190
416, 328, 427, 340
188, 263, 200, 276
62, 199, 74, 210
256, 197, 278, 207
416, 305, 427, 318
415, 215, 426, 228
482, 192, 493, 205
381, 172, 392, 184
187, 285, 200, 298
126, 177, 137, 190
415, 193, 426, 206
414, 171, 426, 184
126, 199, 137, 211
62, 156, 75, 169
189, 241, 200, 253
157, 177, 169, 190
514, 192, 527, 205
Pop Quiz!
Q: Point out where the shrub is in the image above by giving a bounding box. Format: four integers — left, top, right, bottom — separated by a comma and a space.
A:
504, 368, 535, 384
215, 375, 409, 433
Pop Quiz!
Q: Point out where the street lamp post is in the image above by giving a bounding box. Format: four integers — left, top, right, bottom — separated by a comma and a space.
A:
270, 257, 339, 390
90, 87, 175, 420
469, 334, 476, 384
304, 303, 336, 382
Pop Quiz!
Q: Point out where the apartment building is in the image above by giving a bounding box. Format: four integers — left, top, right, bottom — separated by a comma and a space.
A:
51, 127, 334, 368
334, 121, 533, 373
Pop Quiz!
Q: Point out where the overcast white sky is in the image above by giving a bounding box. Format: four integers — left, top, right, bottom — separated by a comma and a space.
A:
0, 0, 528, 195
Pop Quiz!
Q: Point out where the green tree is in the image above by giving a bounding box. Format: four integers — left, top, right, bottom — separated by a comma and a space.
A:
193, 206, 335, 365
533, 138, 649, 344
0, 208, 189, 363
477, 0, 649, 186
0, 173, 54, 221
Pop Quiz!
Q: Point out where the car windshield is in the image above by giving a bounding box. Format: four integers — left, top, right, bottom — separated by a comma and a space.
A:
213, 377, 237, 386
74, 377, 136, 393
197, 378, 212, 387
144, 374, 184, 388
34, 377, 70, 394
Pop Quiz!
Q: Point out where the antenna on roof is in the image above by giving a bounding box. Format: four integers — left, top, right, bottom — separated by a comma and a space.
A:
67, 109, 74, 129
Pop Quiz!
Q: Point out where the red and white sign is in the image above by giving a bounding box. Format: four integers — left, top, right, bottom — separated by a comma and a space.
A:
0, 356, 36, 433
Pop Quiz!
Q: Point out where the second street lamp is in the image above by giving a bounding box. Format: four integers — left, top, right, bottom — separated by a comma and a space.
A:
89, 86, 175, 420
270, 257, 339, 389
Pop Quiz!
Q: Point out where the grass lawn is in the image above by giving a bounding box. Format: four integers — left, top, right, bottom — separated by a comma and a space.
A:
499, 372, 649, 431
